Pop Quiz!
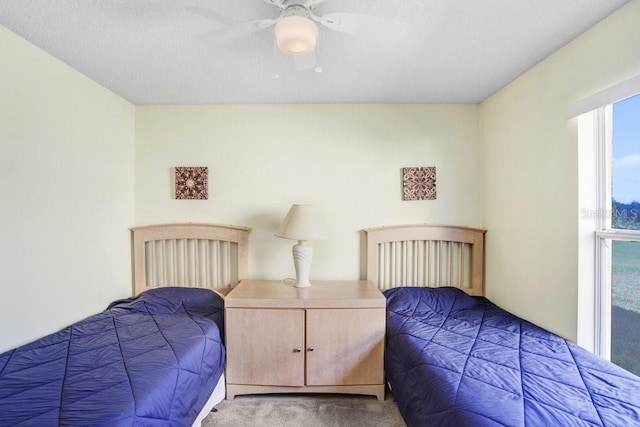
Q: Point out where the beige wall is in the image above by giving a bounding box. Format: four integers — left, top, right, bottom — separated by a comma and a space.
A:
480, 0, 640, 342
135, 105, 482, 282
0, 26, 135, 352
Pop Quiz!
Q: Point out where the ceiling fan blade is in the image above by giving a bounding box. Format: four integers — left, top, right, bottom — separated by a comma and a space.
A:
293, 50, 317, 71
307, 0, 329, 7
315, 12, 407, 39
262, 0, 285, 7
197, 18, 278, 43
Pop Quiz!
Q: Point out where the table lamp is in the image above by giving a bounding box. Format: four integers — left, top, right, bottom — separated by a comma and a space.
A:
276, 204, 327, 287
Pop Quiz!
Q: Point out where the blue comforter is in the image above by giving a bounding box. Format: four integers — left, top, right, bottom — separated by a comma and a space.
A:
385, 287, 640, 427
0, 287, 225, 426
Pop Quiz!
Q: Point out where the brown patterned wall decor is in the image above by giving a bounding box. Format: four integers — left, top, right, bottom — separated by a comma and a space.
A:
402, 167, 436, 200
175, 167, 208, 200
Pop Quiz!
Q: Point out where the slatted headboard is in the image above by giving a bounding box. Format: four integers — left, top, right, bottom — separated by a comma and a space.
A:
365, 224, 486, 296
130, 223, 251, 296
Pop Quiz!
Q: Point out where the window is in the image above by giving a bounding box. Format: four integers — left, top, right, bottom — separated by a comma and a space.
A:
595, 93, 640, 376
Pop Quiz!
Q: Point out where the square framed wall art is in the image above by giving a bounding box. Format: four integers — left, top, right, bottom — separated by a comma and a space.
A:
175, 166, 208, 200
402, 167, 436, 201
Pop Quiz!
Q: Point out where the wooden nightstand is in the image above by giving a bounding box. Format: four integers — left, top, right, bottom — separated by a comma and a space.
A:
224, 280, 386, 401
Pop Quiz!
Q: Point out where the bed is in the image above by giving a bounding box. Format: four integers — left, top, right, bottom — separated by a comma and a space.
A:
0, 223, 250, 426
365, 224, 640, 427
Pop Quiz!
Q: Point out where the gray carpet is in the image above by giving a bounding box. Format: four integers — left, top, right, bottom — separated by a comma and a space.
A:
202, 394, 406, 427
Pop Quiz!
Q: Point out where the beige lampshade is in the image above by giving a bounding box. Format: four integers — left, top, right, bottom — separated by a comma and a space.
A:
276, 204, 327, 241
274, 15, 318, 55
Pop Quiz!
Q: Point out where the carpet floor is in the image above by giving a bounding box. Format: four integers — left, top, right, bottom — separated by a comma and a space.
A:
202, 394, 406, 427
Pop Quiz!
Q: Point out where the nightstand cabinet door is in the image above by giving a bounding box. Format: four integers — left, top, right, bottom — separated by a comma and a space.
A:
306, 308, 385, 386
225, 308, 305, 387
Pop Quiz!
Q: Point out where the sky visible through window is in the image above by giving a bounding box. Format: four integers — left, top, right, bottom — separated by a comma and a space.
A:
612, 93, 640, 204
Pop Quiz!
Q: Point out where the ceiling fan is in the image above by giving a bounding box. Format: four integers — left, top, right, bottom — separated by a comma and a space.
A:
193, 0, 407, 71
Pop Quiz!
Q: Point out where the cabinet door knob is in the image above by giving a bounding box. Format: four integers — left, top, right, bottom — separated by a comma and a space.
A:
307, 347, 314, 352
293, 348, 302, 353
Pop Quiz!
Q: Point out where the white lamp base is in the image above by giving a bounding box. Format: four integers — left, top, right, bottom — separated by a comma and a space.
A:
292, 240, 313, 288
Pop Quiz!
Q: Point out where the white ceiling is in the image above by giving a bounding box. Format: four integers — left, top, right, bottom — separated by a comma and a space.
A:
0, 0, 631, 105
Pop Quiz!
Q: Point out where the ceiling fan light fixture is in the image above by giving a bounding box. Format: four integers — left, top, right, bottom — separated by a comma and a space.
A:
274, 15, 318, 55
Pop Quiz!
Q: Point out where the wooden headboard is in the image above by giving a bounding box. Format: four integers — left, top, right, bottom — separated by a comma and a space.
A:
365, 224, 486, 296
130, 223, 251, 296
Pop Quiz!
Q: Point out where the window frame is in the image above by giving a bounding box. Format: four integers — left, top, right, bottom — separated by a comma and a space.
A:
593, 103, 640, 359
